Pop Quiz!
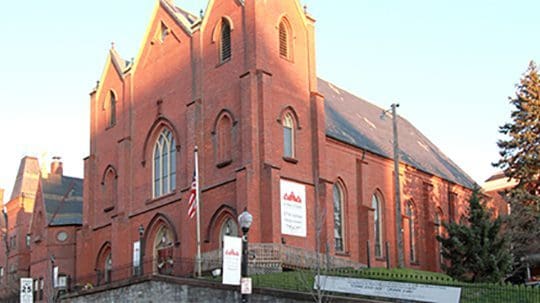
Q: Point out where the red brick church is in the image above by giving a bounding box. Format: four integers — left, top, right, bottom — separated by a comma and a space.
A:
74, 0, 480, 287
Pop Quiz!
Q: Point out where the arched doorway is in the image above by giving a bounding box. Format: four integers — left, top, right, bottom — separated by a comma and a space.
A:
153, 225, 174, 275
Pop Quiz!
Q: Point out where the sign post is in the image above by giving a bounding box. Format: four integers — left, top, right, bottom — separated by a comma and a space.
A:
20, 278, 33, 303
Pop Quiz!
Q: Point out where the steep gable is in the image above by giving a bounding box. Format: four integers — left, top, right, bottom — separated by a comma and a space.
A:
9, 156, 40, 201
132, 0, 199, 75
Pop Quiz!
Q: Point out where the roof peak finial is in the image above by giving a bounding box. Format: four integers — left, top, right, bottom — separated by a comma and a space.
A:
304, 5, 308, 14
111, 42, 115, 50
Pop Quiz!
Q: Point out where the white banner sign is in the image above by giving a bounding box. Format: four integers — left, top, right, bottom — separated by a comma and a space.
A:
222, 236, 242, 285
133, 241, 141, 268
315, 275, 461, 303
280, 179, 307, 237
20, 278, 33, 303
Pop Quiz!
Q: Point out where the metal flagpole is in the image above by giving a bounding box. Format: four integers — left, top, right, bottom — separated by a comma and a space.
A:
195, 146, 202, 277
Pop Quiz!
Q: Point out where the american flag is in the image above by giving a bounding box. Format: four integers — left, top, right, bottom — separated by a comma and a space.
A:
187, 170, 197, 219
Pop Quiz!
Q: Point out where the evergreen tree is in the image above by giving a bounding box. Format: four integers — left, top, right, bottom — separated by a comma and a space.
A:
494, 61, 540, 266
437, 188, 511, 283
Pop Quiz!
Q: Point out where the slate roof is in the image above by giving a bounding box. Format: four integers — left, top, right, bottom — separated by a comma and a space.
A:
320, 78, 476, 189
41, 175, 83, 226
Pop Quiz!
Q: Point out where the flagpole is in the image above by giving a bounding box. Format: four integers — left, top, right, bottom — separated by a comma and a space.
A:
195, 145, 202, 278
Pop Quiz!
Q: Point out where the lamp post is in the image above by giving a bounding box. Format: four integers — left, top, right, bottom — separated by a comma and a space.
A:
138, 225, 145, 276
381, 103, 405, 268
238, 210, 253, 303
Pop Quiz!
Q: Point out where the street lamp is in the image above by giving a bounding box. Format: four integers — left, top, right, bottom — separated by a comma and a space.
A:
138, 225, 145, 276
238, 210, 253, 303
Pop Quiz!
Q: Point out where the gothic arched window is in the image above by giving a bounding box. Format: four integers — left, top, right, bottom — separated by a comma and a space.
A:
372, 193, 384, 258
220, 18, 232, 62
406, 201, 417, 263
283, 113, 295, 158
108, 91, 117, 127
279, 18, 292, 59
217, 114, 232, 164
333, 183, 345, 252
435, 210, 444, 265
153, 129, 176, 198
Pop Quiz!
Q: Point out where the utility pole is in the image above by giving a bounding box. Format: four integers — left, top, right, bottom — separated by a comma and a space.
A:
382, 103, 404, 268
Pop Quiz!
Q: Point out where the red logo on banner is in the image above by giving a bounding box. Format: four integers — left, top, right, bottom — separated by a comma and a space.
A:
225, 249, 240, 256
283, 192, 302, 203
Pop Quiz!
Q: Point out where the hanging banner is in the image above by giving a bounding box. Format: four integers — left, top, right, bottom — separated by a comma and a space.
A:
133, 241, 141, 271
222, 236, 242, 285
20, 278, 33, 303
280, 179, 307, 237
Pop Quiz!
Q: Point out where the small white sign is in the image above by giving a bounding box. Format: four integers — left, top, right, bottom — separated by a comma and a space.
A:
53, 266, 59, 288
315, 275, 461, 303
280, 180, 307, 237
133, 241, 141, 268
222, 236, 242, 285
241, 277, 252, 294
57, 275, 67, 288
20, 278, 33, 303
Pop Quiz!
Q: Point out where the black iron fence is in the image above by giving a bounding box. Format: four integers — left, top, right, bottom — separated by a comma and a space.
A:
62, 257, 539, 303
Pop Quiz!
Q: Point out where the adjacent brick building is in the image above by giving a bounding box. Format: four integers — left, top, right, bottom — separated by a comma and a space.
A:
0, 157, 82, 302
73, 0, 486, 287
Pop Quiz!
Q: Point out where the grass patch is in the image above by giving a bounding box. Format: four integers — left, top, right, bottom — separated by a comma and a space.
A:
248, 268, 540, 303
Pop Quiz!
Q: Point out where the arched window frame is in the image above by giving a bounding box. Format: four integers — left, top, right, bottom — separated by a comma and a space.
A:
153, 225, 175, 275
95, 242, 112, 285
101, 165, 118, 212
282, 113, 295, 158
104, 90, 117, 128
213, 110, 237, 167
333, 182, 346, 252
278, 17, 293, 60
372, 192, 384, 258
152, 128, 177, 198
406, 200, 417, 264
219, 18, 232, 63
434, 208, 444, 266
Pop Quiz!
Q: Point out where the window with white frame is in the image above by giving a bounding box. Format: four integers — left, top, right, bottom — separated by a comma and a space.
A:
283, 113, 294, 158
153, 129, 176, 198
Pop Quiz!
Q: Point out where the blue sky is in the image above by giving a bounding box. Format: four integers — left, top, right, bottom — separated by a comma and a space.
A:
1, 0, 538, 199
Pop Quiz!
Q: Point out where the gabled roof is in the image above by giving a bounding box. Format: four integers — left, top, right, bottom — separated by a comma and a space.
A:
41, 175, 83, 226
320, 78, 476, 189
168, 3, 200, 25
10, 156, 41, 201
